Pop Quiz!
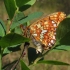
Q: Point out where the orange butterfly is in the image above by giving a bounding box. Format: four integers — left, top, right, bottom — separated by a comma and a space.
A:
20, 12, 66, 53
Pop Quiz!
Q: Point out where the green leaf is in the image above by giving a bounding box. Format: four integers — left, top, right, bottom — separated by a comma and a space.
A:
3, 47, 11, 54
56, 18, 70, 45
37, 60, 70, 65
13, 12, 28, 26
20, 59, 30, 70
15, 0, 30, 7
3, 45, 21, 55
26, 0, 36, 5
67, 14, 70, 18
12, 12, 28, 26
10, 12, 43, 30
0, 19, 6, 31
13, 12, 25, 22
0, 24, 5, 37
50, 49, 64, 52
14, 27, 22, 34
0, 33, 30, 48
0, 19, 6, 37
4, 0, 16, 19
11, 12, 27, 33
27, 21, 31, 26
54, 45, 70, 51
19, 0, 36, 11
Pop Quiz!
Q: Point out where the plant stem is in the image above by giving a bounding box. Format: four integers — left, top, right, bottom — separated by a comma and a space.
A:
11, 42, 29, 70
10, 47, 25, 70
6, 20, 11, 34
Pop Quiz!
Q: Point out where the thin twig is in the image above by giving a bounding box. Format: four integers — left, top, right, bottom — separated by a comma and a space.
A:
11, 42, 30, 70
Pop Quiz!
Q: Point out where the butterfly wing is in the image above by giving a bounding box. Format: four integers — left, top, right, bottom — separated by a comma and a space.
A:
29, 12, 66, 52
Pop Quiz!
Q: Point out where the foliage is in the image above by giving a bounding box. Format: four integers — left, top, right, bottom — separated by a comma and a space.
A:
0, 0, 70, 70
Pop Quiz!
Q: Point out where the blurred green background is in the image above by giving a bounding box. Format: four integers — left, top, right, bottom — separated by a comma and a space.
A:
1, 0, 70, 70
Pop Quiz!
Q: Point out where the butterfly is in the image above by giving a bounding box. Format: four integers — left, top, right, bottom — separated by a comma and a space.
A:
20, 12, 66, 53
